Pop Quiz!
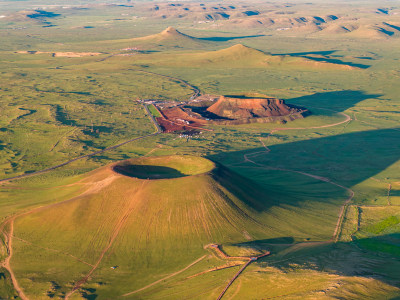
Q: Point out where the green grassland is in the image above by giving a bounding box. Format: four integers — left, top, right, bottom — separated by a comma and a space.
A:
0, 0, 400, 299
147, 104, 161, 118
9, 156, 348, 298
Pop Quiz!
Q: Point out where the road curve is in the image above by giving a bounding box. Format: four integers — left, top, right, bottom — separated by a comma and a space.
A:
243, 108, 355, 241
206, 244, 270, 300
137, 69, 201, 99
0, 219, 29, 300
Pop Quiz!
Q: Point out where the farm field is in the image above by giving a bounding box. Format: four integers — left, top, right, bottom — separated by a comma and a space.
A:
0, 0, 399, 299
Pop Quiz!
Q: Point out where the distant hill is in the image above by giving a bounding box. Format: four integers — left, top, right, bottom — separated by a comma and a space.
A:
315, 21, 400, 39
147, 44, 361, 70
191, 44, 269, 66
99, 26, 211, 50
133, 26, 199, 44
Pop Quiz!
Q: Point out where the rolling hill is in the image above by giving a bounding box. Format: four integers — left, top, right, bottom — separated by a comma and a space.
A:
9, 155, 347, 298
141, 43, 362, 70
131, 26, 200, 44
95, 26, 211, 50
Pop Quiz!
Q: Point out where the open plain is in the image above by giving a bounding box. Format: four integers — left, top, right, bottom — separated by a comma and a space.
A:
0, 0, 399, 299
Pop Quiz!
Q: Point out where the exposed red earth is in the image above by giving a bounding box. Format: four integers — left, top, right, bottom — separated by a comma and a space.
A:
207, 95, 305, 119
156, 106, 209, 133
155, 95, 309, 133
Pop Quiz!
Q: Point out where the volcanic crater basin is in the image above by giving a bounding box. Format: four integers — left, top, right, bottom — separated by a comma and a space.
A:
112, 155, 216, 179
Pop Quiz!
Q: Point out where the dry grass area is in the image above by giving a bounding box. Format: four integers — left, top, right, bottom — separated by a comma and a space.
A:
17, 51, 102, 57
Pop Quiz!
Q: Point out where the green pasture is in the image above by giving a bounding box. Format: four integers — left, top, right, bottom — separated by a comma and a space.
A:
0, 1, 399, 298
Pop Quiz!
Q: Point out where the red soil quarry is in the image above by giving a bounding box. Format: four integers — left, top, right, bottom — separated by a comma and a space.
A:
155, 95, 308, 133
207, 96, 294, 119
156, 107, 208, 133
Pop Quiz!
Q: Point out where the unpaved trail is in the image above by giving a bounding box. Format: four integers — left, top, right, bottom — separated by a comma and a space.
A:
187, 263, 243, 279
217, 260, 251, 300
137, 70, 201, 99
65, 181, 148, 299
122, 255, 207, 297
0, 103, 161, 184
0, 172, 118, 300
49, 128, 78, 152
243, 109, 355, 242
1, 219, 29, 300
143, 144, 163, 157
206, 244, 270, 300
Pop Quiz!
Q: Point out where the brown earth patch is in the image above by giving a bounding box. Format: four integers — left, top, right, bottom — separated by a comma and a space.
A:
155, 95, 308, 132
157, 106, 208, 133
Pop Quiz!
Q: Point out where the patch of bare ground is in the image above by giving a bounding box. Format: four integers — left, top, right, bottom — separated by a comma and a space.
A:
157, 106, 212, 132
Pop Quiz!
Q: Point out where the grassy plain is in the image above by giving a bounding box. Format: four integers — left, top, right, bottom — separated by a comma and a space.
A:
0, 0, 400, 299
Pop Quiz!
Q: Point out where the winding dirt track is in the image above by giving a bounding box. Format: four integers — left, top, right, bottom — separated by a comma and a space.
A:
243, 108, 355, 241
0, 218, 28, 300
65, 181, 148, 299
206, 109, 355, 300
0, 71, 201, 299
136, 70, 201, 99
205, 244, 270, 300
0, 89, 360, 300
0, 104, 160, 300
0, 175, 118, 300
0, 104, 161, 184
122, 255, 207, 297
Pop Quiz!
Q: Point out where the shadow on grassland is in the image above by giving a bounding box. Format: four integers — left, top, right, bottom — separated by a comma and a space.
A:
273, 50, 371, 69
198, 34, 266, 42
229, 234, 400, 297
285, 90, 382, 112
209, 128, 400, 211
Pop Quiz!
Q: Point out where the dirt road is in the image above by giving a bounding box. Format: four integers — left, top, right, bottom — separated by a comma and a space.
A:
137, 70, 201, 99
0, 103, 161, 184
122, 255, 207, 297
0, 104, 161, 300
206, 244, 270, 300
0, 175, 119, 300
0, 219, 29, 300
65, 181, 149, 299
243, 109, 355, 241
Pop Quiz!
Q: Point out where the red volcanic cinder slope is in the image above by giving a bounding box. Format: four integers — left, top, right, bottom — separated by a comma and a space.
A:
207, 95, 300, 119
